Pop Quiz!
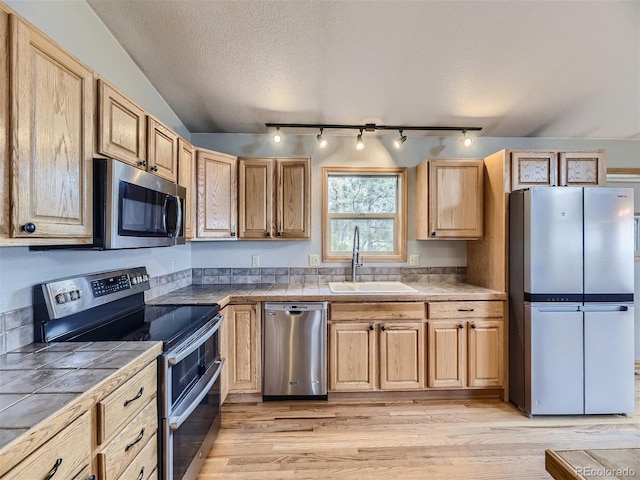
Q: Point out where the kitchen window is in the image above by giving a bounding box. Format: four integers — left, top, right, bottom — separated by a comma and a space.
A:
322, 167, 407, 262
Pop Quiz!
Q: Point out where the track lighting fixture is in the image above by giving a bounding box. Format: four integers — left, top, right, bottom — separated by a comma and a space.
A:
273, 127, 282, 144
264, 123, 482, 150
393, 130, 407, 149
356, 129, 365, 150
462, 130, 473, 147
317, 128, 328, 149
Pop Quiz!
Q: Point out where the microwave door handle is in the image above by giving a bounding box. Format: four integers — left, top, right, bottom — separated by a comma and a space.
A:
173, 194, 183, 238
162, 194, 169, 233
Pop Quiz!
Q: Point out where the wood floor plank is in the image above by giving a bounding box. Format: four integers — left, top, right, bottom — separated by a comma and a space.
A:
199, 379, 640, 479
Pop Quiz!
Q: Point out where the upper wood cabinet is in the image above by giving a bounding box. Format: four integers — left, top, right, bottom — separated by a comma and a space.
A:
196, 148, 238, 239
238, 157, 310, 240
510, 150, 606, 190
5, 14, 94, 243
416, 158, 484, 240
0, 5, 10, 242
178, 138, 195, 240
98, 79, 146, 167
147, 116, 178, 182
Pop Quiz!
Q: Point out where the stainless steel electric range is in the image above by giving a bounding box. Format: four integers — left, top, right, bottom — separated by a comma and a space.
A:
33, 266, 223, 480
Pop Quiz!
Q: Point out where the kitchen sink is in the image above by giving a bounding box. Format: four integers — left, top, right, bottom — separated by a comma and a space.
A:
328, 281, 418, 294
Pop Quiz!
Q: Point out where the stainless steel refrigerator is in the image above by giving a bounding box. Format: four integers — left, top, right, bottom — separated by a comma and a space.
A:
509, 187, 635, 416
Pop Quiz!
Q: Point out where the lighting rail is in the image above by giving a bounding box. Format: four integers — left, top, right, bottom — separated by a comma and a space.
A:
265, 122, 482, 149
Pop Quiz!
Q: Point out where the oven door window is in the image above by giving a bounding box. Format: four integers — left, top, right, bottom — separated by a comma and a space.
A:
119, 181, 169, 237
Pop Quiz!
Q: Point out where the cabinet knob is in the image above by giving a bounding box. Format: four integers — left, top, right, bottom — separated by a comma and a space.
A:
471, 323, 477, 329
138, 160, 147, 167
458, 324, 464, 329
151, 166, 158, 172
381, 325, 387, 331
230, 232, 236, 237
369, 325, 374, 331
277, 231, 283, 237
23, 223, 36, 234
265, 231, 272, 237
431, 231, 436, 237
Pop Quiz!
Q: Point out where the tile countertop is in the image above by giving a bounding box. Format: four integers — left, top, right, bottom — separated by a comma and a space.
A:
149, 282, 507, 307
0, 341, 162, 456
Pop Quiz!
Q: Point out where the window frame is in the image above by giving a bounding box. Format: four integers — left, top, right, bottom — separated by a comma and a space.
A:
322, 166, 407, 262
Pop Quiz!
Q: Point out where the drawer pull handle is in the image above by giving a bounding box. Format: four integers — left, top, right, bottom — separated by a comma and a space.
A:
458, 308, 475, 312
124, 387, 144, 407
43, 458, 62, 480
137, 466, 145, 480
125, 428, 145, 452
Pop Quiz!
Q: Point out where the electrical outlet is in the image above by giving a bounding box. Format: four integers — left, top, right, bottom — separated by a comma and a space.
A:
309, 254, 320, 267
409, 255, 420, 266
252, 255, 260, 267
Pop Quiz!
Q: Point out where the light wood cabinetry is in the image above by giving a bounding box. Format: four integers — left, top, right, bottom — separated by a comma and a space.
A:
0, 4, 9, 243
226, 303, 262, 393
238, 157, 310, 239
98, 79, 146, 168
178, 138, 195, 239
416, 158, 484, 239
427, 301, 504, 389
147, 116, 178, 182
3, 13, 94, 244
329, 302, 425, 392
196, 149, 238, 239
2, 410, 91, 480
510, 150, 606, 190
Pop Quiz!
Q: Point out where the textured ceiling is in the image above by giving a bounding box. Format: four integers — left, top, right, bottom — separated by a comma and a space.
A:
87, 0, 640, 139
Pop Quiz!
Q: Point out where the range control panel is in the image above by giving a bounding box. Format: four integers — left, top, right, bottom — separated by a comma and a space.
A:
41, 267, 150, 319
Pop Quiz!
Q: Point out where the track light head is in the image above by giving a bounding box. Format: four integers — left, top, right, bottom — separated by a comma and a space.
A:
462, 129, 473, 147
393, 130, 407, 149
317, 128, 328, 149
273, 127, 282, 144
356, 129, 365, 150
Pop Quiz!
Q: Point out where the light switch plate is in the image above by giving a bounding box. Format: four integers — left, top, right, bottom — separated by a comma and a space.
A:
252, 255, 260, 267
309, 254, 320, 267
409, 255, 420, 266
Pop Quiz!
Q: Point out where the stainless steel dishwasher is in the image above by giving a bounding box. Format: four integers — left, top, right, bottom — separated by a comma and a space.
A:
263, 302, 328, 400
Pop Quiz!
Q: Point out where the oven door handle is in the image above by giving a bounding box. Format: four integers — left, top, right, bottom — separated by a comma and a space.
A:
169, 357, 224, 431
167, 314, 223, 366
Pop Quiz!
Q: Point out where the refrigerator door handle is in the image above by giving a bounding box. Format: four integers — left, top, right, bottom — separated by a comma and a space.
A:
535, 305, 581, 313
579, 305, 629, 312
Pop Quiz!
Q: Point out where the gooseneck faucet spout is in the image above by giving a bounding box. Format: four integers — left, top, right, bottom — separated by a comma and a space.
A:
351, 226, 363, 282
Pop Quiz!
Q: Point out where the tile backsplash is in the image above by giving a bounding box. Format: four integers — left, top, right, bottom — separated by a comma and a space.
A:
1, 265, 465, 354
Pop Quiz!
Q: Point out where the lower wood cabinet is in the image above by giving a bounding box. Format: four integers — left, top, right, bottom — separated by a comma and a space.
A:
225, 303, 262, 393
427, 301, 504, 388
329, 302, 426, 392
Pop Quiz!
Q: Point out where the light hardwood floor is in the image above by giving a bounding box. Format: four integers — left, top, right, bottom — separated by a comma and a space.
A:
199, 378, 640, 480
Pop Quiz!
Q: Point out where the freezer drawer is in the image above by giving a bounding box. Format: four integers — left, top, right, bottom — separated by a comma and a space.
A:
525, 303, 584, 415
583, 304, 635, 414
262, 302, 327, 399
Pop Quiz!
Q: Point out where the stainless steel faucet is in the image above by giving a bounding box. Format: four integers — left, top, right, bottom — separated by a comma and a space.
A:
351, 226, 363, 282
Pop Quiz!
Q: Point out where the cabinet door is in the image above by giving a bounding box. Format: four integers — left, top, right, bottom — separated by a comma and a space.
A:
427, 320, 466, 388
428, 159, 483, 239
11, 15, 93, 240
227, 304, 261, 393
238, 157, 273, 239
196, 149, 238, 239
276, 158, 310, 239
379, 322, 425, 390
178, 138, 195, 240
98, 79, 146, 168
147, 117, 178, 182
510, 151, 557, 190
0, 6, 9, 240
329, 322, 376, 391
467, 319, 504, 387
559, 151, 606, 186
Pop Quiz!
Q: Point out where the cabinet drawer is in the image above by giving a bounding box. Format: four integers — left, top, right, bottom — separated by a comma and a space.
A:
428, 301, 503, 319
330, 302, 424, 321
98, 399, 158, 480
3, 411, 91, 480
115, 432, 157, 480
97, 361, 157, 444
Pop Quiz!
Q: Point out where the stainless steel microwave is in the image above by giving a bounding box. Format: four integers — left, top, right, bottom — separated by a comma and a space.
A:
95, 158, 185, 249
